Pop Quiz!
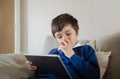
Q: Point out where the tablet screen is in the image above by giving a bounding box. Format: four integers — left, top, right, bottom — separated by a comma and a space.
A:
25, 54, 71, 79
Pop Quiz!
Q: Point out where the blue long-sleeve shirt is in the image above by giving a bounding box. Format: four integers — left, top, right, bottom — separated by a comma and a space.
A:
48, 45, 100, 79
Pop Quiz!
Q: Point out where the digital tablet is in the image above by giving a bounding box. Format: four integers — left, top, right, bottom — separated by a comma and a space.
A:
25, 54, 71, 79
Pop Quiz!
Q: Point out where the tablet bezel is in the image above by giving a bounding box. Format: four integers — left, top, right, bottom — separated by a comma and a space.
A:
25, 54, 71, 79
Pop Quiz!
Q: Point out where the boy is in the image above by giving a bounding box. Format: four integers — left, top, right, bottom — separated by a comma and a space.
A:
27, 13, 100, 79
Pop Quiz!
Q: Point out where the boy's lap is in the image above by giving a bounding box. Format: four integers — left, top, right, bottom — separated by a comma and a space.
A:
28, 78, 53, 79
28, 77, 54, 79
28, 77, 61, 79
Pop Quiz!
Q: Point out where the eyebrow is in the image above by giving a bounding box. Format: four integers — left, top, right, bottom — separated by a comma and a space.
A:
65, 30, 72, 33
55, 33, 61, 37
55, 30, 72, 36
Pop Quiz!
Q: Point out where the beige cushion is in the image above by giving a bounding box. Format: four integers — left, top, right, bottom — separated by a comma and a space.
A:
43, 35, 58, 53
95, 51, 111, 79
0, 54, 32, 79
96, 33, 120, 79
79, 39, 96, 50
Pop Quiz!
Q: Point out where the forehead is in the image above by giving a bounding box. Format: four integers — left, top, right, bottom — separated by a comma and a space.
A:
54, 24, 75, 35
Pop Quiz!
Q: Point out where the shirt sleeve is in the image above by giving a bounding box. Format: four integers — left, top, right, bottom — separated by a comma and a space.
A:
48, 48, 58, 54
69, 45, 100, 79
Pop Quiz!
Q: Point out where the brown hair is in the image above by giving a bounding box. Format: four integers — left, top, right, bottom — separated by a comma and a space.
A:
51, 13, 79, 37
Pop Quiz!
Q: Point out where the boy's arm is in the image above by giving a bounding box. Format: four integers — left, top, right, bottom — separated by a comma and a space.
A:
69, 45, 100, 79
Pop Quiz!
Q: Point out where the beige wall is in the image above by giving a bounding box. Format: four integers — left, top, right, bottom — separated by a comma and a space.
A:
0, 0, 14, 53
20, 0, 120, 54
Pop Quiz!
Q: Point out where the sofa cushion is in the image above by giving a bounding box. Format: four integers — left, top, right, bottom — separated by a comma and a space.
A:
96, 33, 120, 79
79, 39, 96, 50
43, 35, 58, 53
43, 35, 97, 53
0, 54, 33, 79
96, 51, 111, 79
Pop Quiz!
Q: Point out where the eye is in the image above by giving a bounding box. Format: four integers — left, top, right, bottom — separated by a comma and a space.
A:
56, 36, 62, 39
66, 33, 71, 36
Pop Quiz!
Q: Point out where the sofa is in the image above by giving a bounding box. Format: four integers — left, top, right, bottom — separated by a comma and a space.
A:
43, 32, 120, 79
96, 33, 120, 79
0, 54, 33, 79
0, 32, 120, 79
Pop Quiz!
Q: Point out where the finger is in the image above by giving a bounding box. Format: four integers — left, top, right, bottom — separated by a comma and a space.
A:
58, 45, 61, 49
65, 39, 70, 43
29, 65, 37, 71
26, 61, 32, 64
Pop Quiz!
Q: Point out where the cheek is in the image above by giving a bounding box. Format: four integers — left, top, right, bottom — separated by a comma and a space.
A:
70, 37, 77, 44
70, 38, 74, 44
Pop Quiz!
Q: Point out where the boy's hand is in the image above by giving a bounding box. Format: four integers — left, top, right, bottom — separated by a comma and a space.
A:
26, 61, 37, 71
59, 39, 74, 58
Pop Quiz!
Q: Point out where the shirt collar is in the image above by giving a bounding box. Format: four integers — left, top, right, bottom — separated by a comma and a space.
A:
73, 41, 81, 48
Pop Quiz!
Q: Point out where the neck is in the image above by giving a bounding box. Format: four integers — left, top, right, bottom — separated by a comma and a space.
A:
73, 40, 79, 47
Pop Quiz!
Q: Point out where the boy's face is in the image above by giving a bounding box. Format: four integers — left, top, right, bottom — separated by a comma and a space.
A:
54, 24, 79, 47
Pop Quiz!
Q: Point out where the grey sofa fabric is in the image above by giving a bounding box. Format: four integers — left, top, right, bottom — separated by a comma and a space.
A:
96, 33, 120, 79
0, 54, 33, 79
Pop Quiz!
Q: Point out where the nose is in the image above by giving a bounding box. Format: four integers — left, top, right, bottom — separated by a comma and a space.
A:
62, 35, 68, 41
